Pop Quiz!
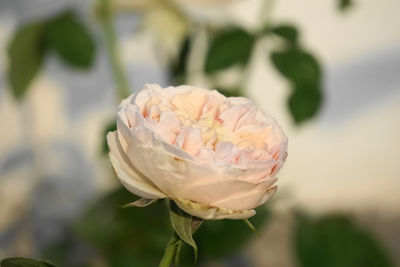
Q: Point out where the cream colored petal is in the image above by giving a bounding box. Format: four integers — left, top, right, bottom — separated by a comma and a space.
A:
107, 131, 166, 199
170, 89, 207, 120
119, 122, 260, 203
172, 197, 256, 220
211, 181, 278, 210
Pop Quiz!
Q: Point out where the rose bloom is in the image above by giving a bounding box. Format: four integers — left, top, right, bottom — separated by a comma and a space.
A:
107, 84, 288, 220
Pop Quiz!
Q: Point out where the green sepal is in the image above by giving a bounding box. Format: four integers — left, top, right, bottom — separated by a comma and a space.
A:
243, 218, 261, 237
168, 200, 202, 262
121, 198, 158, 208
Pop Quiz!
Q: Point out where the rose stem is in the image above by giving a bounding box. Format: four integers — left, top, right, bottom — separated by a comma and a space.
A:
159, 233, 181, 267
97, 0, 130, 100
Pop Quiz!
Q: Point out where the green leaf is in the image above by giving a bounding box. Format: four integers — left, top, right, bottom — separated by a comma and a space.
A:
338, 0, 353, 11
288, 84, 322, 124
171, 36, 191, 85
270, 48, 323, 124
271, 49, 321, 87
294, 213, 393, 267
271, 24, 299, 45
215, 87, 242, 97
205, 28, 255, 73
168, 200, 198, 261
44, 11, 96, 69
0, 257, 56, 267
8, 22, 45, 100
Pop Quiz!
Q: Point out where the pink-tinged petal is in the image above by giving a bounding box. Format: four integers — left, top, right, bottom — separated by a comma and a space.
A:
172, 197, 256, 220
218, 105, 249, 131
175, 127, 203, 156
210, 178, 277, 210
177, 179, 259, 205
235, 108, 258, 130
153, 112, 180, 144
170, 90, 207, 120
107, 131, 166, 199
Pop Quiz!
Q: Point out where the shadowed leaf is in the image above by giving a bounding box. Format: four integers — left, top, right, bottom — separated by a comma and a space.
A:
288, 84, 322, 124
45, 11, 96, 69
271, 24, 299, 45
215, 87, 242, 97
338, 0, 353, 11
8, 22, 45, 100
270, 48, 323, 124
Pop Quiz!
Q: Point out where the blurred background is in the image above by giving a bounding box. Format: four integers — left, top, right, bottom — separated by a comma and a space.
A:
0, 0, 399, 266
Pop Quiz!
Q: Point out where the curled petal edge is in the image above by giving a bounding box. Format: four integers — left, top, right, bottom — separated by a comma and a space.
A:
172, 196, 256, 220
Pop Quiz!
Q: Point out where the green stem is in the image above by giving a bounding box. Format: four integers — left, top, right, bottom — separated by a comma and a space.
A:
159, 233, 181, 267
98, 0, 130, 100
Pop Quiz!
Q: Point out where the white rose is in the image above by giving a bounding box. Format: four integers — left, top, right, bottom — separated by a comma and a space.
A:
107, 84, 288, 219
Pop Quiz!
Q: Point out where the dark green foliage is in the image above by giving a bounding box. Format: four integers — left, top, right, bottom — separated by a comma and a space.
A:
338, 0, 353, 11
171, 36, 191, 85
271, 24, 299, 45
288, 84, 322, 123
294, 213, 393, 267
72, 187, 270, 266
8, 22, 46, 100
215, 87, 242, 97
271, 49, 321, 87
205, 28, 255, 73
0, 258, 55, 267
45, 12, 96, 69
7, 11, 96, 101
271, 48, 323, 124
75, 188, 172, 267
195, 206, 269, 260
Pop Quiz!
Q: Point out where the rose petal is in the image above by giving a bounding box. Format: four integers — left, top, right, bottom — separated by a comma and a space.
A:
107, 131, 166, 199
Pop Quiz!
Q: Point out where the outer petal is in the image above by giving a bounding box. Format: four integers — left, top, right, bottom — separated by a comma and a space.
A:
211, 184, 278, 210
107, 131, 166, 199
172, 197, 256, 220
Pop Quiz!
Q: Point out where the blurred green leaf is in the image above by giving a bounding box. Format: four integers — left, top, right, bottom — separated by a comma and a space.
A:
270, 48, 323, 124
1, 257, 56, 267
215, 87, 242, 97
72, 187, 271, 266
338, 0, 353, 11
205, 28, 255, 74
288, 84, 322, 124
75, 187, 172, 267
8, 22, 45, 100
294, 213, 393, 267
271, 49, 321, 87
102, 120, 117, 154
45, 11, 96, 69
195, 206, 270, 260
171, 36, 191, 85
271, 24, 299, 45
